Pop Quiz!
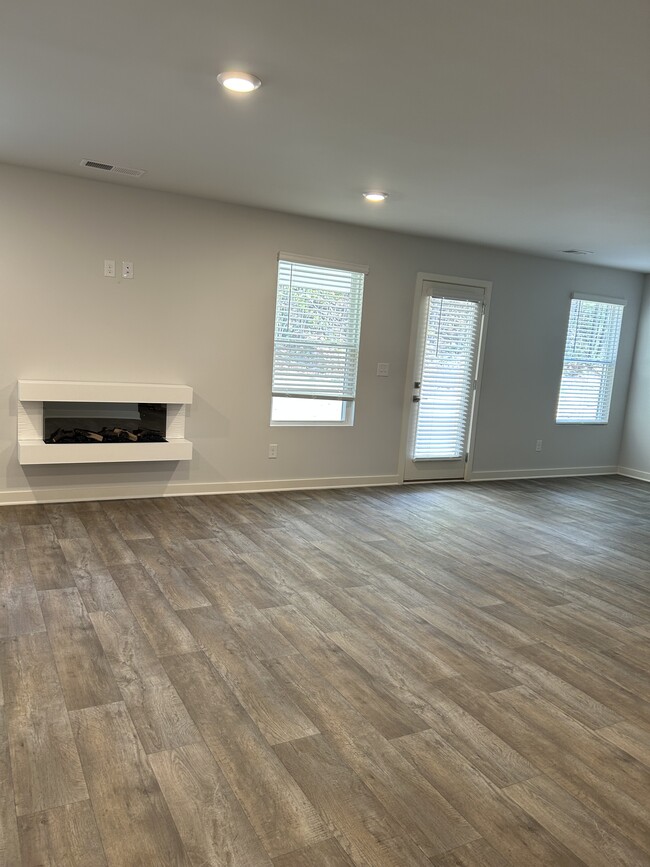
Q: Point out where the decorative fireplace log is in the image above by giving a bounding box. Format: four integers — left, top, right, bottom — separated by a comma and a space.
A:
44, 427, 167, 444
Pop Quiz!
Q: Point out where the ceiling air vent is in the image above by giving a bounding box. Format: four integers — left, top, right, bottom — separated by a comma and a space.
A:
80, 159, 146, 178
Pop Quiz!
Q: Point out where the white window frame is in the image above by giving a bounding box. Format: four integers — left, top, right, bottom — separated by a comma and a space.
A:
270, 253, 367, 427
555, 292, 626, 426
270, 396, 354, 427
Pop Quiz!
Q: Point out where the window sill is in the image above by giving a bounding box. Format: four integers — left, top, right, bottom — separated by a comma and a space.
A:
270, 420, 354, 428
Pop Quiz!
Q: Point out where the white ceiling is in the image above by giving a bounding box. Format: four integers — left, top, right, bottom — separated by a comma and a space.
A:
2, 0, 649, 271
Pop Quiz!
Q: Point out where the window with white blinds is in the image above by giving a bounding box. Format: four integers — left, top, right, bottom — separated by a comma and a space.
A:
271, 257, 366, 423
556, 295, 625, 424
413, 296, 482, 459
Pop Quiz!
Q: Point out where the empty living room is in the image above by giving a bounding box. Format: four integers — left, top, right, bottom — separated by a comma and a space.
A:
1, 1, 650, 865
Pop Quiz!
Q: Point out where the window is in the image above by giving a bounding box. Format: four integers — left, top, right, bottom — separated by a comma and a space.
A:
556, 294, 625, 424
271, 255, 366, 424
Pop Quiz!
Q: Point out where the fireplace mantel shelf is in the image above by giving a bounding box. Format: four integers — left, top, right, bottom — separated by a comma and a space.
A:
17, 380, 193, 465
18, 438, 193, 465
18, 380, 192, 404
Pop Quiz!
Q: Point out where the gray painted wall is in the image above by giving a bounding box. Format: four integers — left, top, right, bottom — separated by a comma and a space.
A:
0, 163, 643, 502
620, 274, 650, 477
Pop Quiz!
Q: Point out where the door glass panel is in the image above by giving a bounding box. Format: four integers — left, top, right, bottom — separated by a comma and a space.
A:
413, 297, 481, 460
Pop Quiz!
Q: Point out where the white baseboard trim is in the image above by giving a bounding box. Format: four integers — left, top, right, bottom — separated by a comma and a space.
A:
470, 465, 618, 482
616, 466, 650, 483
0, 474, 400, 506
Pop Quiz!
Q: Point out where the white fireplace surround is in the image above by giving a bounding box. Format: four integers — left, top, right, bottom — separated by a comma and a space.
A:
17, 380, 193, 465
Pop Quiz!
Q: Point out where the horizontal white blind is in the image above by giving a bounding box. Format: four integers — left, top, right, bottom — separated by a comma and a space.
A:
278, 252, 369, 274
413, 297, 481, 459
272, 260, 365, 400
556, 298, 624, 424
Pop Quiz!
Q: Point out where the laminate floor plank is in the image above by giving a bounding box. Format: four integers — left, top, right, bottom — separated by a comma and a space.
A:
272, 838, 356, 867
0, 477, 648, 865
432, 839, 510, 867
25, 544, 75, 592
264, 605, 430, 739
185, 565, 297, 659
163, 650, 328, 859
20, 525, 58, 548
108, 563, 199, 657
541, 749, 650, 855
90, 608, 200, 753
70, 702, 191, 867
0, 708, 21, 867
0, 550, 45, 638
228, 545, 359, 630
162, 539, 214, 571
58, 538, 127, 612
274, 733, 434, 867
12, 507, 50, 528
503, 774, 649, 866
39, 588, 121, 711
149, 742, 272, 867
99, 502, 153, 542
325, 633, 536, 789
329, 622, 457, 685
179, 606, 318, 745
78, 516, 136, 567
17, 800, 107, 867
0, 523, 24, 552
133, 506, 197, 547
0, 632, 87, 816
128, 540, 211, 610
195, 539, 288, 609
598, 720, 650, 766
328, 586, 518, 693
45, 508, 89, 542
491, 686, 650, 805
268, 652, 480, 859
395, 730, 584, 866
518, 640, 650, 727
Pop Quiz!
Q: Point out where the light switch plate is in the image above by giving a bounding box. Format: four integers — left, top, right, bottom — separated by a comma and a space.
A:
376, 362, 390, 376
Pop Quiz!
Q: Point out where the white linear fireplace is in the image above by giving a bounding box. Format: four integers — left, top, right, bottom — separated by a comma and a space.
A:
18, 380, 193, 465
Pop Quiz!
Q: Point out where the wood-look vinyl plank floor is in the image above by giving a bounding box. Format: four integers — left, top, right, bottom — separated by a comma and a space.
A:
0, 476, 649, 865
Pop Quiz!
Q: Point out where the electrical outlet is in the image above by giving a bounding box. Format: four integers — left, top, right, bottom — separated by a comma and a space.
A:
376, 362, 390, 376
122, 261, 134, 279
268, 443, 278, 459
536, 439, 542, 452
104, 259, 115, 277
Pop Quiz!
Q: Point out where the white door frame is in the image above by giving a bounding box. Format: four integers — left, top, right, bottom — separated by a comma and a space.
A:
398, 272, 492, 484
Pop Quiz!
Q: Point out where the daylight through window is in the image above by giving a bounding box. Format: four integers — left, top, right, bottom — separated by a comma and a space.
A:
271, 257, 366, 424
556, 295, 625, 424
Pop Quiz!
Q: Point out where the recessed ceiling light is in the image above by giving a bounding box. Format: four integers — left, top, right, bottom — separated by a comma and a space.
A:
363, 191, 388, 203
217, 71, 262, 93
561, 249, 593, 255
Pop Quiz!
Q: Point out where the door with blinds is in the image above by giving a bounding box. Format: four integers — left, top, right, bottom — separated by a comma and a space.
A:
404, 278, 488, 482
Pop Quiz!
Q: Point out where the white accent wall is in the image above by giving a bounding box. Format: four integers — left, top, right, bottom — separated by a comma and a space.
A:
0, 163, 643, 503
619, 274, 650, 480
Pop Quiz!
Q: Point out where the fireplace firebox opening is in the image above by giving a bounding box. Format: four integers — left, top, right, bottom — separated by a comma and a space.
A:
43, 402, 167, 444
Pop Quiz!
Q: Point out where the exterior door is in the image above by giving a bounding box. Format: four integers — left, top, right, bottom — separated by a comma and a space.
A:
403, 278, 488, 482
